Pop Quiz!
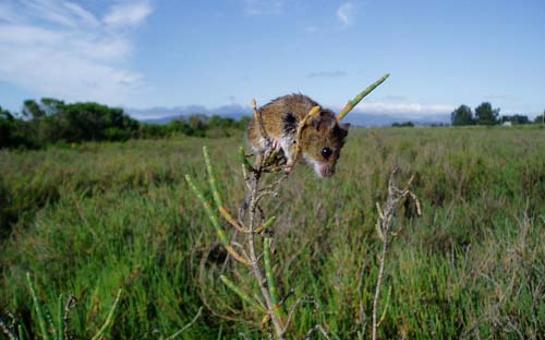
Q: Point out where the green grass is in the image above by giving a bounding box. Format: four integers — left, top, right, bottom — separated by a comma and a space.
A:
1, 127, 545, 338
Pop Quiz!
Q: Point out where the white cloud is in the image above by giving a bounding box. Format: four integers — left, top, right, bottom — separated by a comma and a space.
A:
0, 0, 153, 106
103, 1, 153, 27
63, 2, 100, 27
336, 2, 355, 27
23, 0, 97, 28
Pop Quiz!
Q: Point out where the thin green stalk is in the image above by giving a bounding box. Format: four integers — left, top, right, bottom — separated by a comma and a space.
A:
263, 238, 284, 320
202, 146, 223, 209
18, 324, 25, 340
186, 174, 250, 266
260, 216, 276, 233
90, 289, 122, 340
337, 74, 390, 121
166, 307, 203, 339
220, 275, 266, 312
239, 146, 254, 171
185, 174, 228, 245
57, 294, 64, 340
26, 272, 50, 340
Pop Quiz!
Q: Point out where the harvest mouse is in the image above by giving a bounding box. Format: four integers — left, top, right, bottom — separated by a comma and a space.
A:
247, 94, 350, 177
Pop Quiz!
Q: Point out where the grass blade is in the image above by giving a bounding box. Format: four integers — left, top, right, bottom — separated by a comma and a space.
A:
90, 289, 122, 340
26, 272, 50, 340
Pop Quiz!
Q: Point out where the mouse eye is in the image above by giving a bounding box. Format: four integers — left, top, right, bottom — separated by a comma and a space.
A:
321, 147, 332, 159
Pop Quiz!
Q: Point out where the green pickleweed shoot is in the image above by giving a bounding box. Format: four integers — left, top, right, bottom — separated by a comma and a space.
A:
337, 74, 390, 121
264, 237, 284, 320
185, 174, 228, 245
185, 156, 251, 266
203, 146, 223, 209
219, 275, 266, 312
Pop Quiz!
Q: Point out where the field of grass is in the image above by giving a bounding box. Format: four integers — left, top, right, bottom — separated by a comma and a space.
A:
1, 126, 545, 338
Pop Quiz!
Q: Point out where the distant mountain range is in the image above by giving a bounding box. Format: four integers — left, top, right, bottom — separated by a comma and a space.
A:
128, 104, 250, 124
126, 105, 450, 127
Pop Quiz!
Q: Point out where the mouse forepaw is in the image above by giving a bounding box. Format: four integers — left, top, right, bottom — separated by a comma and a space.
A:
284, 159, 295, 174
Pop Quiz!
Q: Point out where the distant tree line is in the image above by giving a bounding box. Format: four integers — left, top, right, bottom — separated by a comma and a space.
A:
451, 102, 545, 126
391, 121, 414, 127
0, 98, 250, 149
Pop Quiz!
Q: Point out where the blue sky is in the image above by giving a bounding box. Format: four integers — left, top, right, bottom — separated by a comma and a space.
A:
0, 0, 544, 119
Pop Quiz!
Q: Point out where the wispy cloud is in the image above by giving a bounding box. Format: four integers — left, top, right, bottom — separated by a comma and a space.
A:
103, 2, 153, 27
356, 102, 454, 116
336, 2, 355, 27
335, 91, 454, 117
243, 0, 284, 16
63, 2, 100, 27
307, 70, 347, 79
0, 0, 153, 106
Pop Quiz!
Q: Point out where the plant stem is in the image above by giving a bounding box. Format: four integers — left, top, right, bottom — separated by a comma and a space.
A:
264, 237, 284, 320
372, 238, 388, 340
247, 169, 285, 339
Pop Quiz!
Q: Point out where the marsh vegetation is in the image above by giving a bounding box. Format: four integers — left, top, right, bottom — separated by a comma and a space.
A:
1, 126, 544, 338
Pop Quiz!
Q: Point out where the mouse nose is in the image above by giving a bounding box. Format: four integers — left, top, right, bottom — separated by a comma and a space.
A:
321, 167, 335, 177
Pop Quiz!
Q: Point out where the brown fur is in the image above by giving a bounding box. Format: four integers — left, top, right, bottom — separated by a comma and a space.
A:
248, 94, 349, 177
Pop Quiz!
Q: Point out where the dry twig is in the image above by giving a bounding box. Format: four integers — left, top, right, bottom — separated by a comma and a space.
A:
371, 167, 421, 340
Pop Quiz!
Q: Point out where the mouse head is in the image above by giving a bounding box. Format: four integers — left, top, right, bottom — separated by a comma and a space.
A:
300, 109, 350, 178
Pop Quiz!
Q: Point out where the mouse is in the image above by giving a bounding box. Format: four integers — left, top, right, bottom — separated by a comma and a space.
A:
248, 94, 350, 177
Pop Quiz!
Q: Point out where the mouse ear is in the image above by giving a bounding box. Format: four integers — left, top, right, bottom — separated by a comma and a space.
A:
335, 123, 349, 139
305, 109, 337, 131
310, 112, 323, 130
312, 113, 338, 131
300, 105, 321, 129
